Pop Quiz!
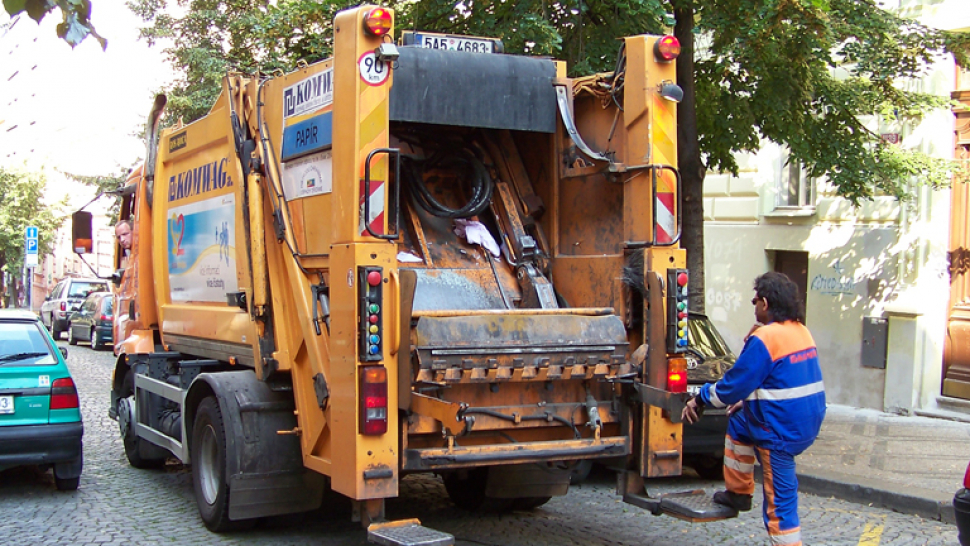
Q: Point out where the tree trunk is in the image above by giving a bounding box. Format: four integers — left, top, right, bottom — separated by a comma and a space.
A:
674, 2, 706, 314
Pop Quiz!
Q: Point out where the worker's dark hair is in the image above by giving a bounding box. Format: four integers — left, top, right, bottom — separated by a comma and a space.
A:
754, 272, 804, 323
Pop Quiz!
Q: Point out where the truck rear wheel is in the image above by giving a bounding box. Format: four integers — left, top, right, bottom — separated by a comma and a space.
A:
442, 468, 513, 512
118, 372, 166, 469
192, 396, 254, 532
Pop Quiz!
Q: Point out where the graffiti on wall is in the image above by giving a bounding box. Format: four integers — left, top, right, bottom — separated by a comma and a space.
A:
811, 259, 857, 296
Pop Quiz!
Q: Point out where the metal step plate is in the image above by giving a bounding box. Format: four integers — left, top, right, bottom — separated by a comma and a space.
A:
368, 520, 454, 546
659, 490, 739, 522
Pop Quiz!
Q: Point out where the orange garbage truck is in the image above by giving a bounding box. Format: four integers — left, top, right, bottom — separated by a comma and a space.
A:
73, 5, 734, 544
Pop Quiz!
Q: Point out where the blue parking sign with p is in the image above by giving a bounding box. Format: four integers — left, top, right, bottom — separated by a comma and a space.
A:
25, 226, 38, 253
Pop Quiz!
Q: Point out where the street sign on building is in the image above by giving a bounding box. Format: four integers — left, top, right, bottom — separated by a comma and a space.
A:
24, 226, 38, 267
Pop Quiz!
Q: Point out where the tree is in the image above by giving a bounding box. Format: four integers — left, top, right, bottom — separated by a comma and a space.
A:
3, 0, 106, 49
0, 167, 67, 308
131, 0, 969, 313
63, 167, 131, 225
126, 0, 354, 124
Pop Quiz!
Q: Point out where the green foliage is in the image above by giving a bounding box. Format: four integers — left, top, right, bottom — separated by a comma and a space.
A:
393, 0, 670, 75
0, 167, 66, 281
62, 168, 130, 224
127, 0, 355, 123
3, 0, 106, 49
130, 0, 968, 204
692, 0, 967, 202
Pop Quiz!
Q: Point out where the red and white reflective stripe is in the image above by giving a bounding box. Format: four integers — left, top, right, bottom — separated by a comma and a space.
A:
656, 190, 675, 243
359, 178, 385, 236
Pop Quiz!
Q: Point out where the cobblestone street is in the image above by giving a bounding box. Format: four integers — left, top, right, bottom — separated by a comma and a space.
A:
0, 342, 960, 545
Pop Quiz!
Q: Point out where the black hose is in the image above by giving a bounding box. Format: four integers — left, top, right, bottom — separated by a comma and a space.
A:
401, 147, 494, 219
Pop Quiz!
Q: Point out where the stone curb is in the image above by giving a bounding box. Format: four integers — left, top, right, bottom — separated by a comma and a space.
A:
754, 465, 956, 524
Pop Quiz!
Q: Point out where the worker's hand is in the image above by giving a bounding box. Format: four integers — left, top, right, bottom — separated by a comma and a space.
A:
727, 400, 743, 417
682, 396, 701, 424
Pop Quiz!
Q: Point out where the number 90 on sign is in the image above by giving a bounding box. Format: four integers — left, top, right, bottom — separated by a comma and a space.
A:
358, 51, 390, 86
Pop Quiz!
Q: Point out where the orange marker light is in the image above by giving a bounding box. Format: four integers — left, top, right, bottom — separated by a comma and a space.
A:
363, 8, 392, 37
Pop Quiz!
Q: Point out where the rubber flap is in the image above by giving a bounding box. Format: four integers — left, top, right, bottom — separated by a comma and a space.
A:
389, 47, 557, 133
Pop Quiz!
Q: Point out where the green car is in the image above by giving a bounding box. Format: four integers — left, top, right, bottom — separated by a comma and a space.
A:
0, 310, 83, 490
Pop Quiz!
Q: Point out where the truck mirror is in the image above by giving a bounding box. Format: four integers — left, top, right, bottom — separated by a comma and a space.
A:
72, 211, 94, 255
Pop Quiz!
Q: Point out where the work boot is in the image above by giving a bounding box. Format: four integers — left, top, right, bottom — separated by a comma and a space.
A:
713, 490, 752, 512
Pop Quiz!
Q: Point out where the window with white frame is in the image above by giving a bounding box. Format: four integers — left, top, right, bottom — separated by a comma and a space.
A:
776, 151, 816, 210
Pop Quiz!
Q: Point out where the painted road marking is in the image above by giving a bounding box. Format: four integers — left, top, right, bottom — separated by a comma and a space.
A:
858, 522, 884, 545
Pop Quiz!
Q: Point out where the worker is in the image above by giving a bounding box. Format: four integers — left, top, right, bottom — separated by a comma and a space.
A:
115, 220, 132, 251
682, 272, 825, 546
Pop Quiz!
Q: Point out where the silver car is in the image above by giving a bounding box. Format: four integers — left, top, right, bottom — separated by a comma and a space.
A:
40, 277, 109, 340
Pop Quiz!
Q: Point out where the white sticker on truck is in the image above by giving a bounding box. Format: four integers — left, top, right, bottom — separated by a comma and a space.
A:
281, 150, 332, 201
168, 194, 239, 303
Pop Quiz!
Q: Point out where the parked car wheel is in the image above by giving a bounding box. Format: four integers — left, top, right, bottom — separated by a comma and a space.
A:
91, 329, 102, 351
67, 324, 78, 346
955, 460, 970, 546
51, 317, 62, 340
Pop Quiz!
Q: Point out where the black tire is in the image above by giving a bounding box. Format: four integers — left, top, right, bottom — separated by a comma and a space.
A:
54, 476, 80, 491
67, 324, 77, 346
54, 453, 82, 491
569, 459, 593, 484
442, 468, 513, 512
91, 329, 103, 351
51, 317, 62, 340
511, 496, 552, 510
118, 372, 166, 469
192, 397, 254, 532
687, 455, 724, 480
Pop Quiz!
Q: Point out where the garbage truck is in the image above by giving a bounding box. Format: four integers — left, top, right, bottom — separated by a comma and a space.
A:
72, 5, 735, 544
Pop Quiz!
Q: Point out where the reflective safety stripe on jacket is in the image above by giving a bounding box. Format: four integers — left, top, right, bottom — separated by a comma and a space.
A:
699, 321, 826, 453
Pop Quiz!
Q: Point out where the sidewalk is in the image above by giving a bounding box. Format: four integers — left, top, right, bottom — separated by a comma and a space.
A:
793, 404, 970, 523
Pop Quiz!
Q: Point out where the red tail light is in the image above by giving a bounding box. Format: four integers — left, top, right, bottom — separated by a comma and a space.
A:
654, 35, 681, 62
100, 314, 111, 321
667, 357, 687, 393
360, 366, 388, 435
50, 378, 79, 410
362, 7, 392, 37
963, 461, 970, 489
60, 302, 67, 312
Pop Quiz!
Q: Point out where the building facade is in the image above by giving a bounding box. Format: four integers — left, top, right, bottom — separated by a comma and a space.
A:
702, 0, 969, 414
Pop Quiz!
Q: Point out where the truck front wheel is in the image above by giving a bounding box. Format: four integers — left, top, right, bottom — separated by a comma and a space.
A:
118, 372, 166, 469
192, 397, 254, 532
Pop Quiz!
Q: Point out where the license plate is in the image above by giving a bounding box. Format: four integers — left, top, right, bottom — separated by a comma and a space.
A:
687, 385, 701, 396
0, 395, 13, 414
414, 33, 494, 54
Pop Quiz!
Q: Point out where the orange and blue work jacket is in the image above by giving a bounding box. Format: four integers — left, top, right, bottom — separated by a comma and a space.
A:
698, 320, 826, 454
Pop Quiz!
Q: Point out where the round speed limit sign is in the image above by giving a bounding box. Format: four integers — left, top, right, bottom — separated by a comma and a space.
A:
358, 51, 389, 86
